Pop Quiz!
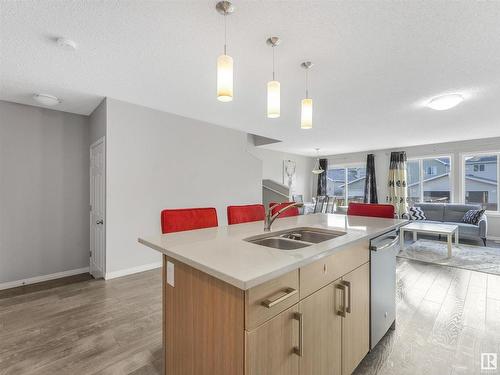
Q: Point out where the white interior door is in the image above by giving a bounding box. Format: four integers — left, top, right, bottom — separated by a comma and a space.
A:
90, 137, 105, 278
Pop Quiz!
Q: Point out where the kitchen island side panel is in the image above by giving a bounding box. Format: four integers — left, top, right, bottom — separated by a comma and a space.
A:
163, 255, 245, 375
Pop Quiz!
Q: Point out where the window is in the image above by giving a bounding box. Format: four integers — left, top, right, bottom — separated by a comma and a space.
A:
326, 165, 366, 205
463, 154, 498, 211
407, 156, 452, 204
327, 168, 346, 202
426, 166, 437, 176
473, 164, 486, 172
407, 160, 421, 205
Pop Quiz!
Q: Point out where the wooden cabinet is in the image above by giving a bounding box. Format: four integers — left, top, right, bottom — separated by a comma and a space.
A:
299, 282, 342, 375
296, 263, 369, 375
341, 262, 370, 375
300, 240, 369, 298
163, 257, 245, 375
245, 270, 299, 330
246, 305, 300, 375
162, 244, 371, 375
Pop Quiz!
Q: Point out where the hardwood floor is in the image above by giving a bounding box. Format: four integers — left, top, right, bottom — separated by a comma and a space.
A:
0, 270, 162, 375
1, 258, 499, 375
355, 258, 500, 375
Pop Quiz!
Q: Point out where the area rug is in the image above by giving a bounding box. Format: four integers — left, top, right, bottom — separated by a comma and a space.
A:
397, 239, 500, 276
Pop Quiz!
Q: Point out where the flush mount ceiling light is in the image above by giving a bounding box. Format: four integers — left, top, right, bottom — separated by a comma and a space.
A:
427, 93, 464, 110
266, 36, 281, 118
300, 61, 313, 129
56, 37, 77, 50
33, 93, 61, 106
216, 1, 235, 102
312, 148, 324, 174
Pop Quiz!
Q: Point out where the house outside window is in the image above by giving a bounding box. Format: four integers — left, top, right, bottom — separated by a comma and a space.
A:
426, 166, 437, 176
407, 156, 452, 204
326, 165, 366, 205
463, 154, 498, 211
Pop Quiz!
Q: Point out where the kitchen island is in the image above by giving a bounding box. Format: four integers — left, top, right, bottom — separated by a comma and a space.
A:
139, 213, 406, 375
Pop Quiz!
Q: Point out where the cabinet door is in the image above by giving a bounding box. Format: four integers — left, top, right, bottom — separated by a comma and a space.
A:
246, 305, 300, 375
342, 262, 370, 375
299, 282, 342, 375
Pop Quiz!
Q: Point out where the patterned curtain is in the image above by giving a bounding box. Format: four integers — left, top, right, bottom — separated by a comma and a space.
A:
316, 159, 328, 196
387, 151, 408, 218
363, 154, 378, 204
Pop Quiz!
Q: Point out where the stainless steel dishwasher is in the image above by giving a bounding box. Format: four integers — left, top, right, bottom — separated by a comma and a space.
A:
369, 229, 399, 349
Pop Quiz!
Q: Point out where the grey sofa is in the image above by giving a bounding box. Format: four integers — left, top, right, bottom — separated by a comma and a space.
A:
408, 203, 488, 245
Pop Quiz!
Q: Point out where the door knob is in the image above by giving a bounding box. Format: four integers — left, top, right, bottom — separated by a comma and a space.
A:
96, 219, 104, 225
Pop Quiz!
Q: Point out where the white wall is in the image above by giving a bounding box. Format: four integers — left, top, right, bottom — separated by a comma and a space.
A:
324, 137, 500, 239
248, 143, 315, 201
104, 98, 262, 275
0, 101, 90, 285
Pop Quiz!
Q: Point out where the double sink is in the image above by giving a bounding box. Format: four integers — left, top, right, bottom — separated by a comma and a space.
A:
244, 227, 346, 250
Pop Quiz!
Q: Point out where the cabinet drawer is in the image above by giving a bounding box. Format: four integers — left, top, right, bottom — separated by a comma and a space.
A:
245, 270, 299, 330
300, 240, 369, 298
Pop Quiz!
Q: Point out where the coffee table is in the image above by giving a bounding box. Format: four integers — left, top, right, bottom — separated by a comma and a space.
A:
400, 222, 459, 258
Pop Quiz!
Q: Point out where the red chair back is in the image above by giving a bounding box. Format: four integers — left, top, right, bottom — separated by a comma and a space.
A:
161, 207, 218, 234
347, 203, 394, 219
227, 204, 265, 225
270, 202, 299, 218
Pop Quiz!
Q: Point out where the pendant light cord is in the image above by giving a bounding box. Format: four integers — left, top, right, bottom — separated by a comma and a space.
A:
272, 46, 276, 81
305, 69, 309, 99
224, 13, 227, 55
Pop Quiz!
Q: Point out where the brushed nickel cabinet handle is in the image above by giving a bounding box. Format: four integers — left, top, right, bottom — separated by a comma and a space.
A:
261, 288, 298, 308
293, 312, 303, 357
336, 284, 347, 317
342, 280, 352, 314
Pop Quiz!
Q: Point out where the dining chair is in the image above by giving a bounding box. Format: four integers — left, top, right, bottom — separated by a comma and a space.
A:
269, 202, 300, 218
313, 195, 327, 213
161, 207, 218, 234
325, 196, 336, 214
346, 203, 395, 219
227, 204, 265, 225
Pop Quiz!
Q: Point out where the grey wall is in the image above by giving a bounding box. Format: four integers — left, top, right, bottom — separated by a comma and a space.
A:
248, 143, 315, 202
0, 101, 90, 283
323, 137, 500, 239
89, 98, 107, 144
105, 98, 262, 275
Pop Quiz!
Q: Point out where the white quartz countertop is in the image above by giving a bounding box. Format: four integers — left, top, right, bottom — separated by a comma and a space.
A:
139, 213, 407, 290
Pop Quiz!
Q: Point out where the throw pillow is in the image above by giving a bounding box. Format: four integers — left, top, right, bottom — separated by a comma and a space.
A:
408, 206, 426, 220
462, 209, 485, 225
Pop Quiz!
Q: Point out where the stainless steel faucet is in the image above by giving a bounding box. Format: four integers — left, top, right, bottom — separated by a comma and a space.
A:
264, 202, 304, 231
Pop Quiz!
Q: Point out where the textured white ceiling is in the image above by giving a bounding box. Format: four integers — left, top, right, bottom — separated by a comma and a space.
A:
1, 0, 500, 156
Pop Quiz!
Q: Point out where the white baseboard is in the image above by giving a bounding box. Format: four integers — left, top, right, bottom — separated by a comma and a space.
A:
0, 267, 90, 291
104, 262, 162, 280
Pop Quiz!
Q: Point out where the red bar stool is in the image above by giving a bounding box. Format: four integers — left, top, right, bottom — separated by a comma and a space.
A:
347, 203, 395, 218
269, 202, 299, 218
227, 204, 265, 225
161, 207, 218, 234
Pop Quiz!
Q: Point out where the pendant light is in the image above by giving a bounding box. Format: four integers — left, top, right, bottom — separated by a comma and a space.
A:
216, 1, 234, 102
266, 37, 281, 118
300, 61, 313, 129
312, 148, 324, 174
